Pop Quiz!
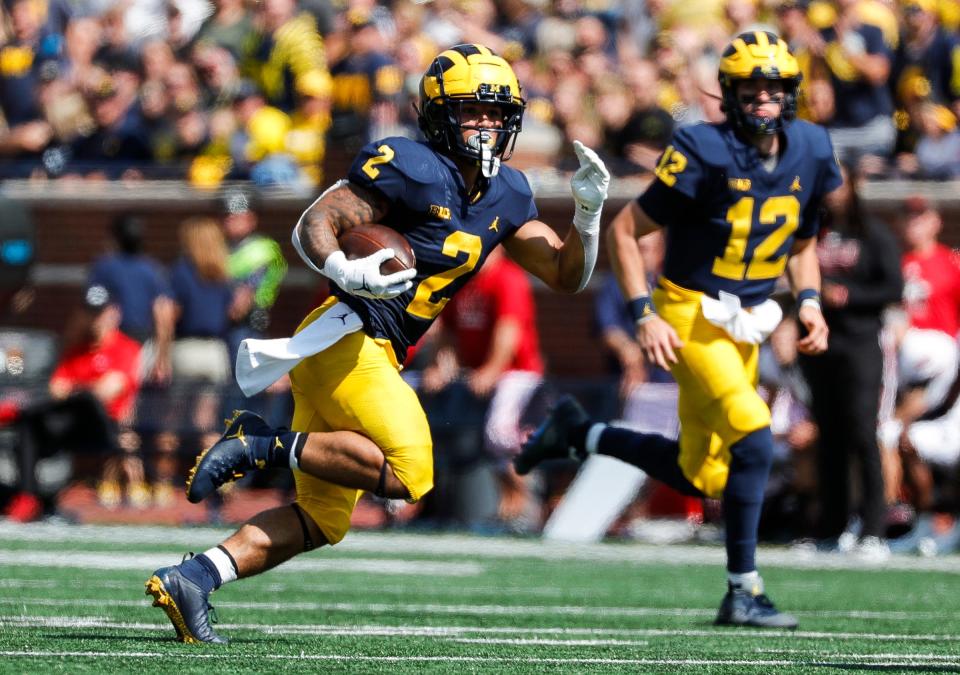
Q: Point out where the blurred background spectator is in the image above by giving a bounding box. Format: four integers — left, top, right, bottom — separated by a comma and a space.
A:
149, 217, 234, 503
799, 165, 904, 555
419, 246, 547, 533
6, 285, 142, 520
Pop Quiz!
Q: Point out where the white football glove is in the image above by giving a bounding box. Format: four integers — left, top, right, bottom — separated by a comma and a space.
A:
569, 140, 610, 292
571, 140, 610, 226
322, 249, 417, 300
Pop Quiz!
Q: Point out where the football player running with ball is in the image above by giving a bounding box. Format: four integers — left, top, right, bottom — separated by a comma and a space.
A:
144, 43, 610, 644
516, 32, 840, 629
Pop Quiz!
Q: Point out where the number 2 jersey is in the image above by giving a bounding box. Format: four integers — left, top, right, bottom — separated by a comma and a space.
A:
639, 119, 843, 307
336, 137, 538, 363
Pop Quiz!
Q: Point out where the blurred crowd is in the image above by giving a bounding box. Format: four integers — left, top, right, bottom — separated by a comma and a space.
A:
3, 0, 960, 185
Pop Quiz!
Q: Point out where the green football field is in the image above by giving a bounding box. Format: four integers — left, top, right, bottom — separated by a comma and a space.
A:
1, 521, 959, 673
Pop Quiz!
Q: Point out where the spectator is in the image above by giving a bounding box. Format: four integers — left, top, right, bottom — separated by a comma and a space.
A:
886, 327, 960, 554
881, 195, 960, 526
286, 70, 333, 186
220, 187, 289, 423
194, 0, 253, 61
243, 0, 327, 112
0, 0, 58, 158
615, 59, 675, 174
420, 246, 547, 532
912, 102, 960, 179
6, 285, 143, 518
798, 164, 903, 554
229, 80, 303, 185
774, 0, 834, 124
899, 195, 960, 338
88, 214, 175, 381
328, 8, 404, 149
70, 67, 152, 175
152, 217, 234, 500
892, 0, 960, 122
815, 0, 896, 170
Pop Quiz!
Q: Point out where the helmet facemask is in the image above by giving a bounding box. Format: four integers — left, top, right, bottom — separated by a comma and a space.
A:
720, 74, 801, 135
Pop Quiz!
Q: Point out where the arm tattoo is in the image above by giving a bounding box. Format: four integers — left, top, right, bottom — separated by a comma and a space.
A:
301, 183, 388, 266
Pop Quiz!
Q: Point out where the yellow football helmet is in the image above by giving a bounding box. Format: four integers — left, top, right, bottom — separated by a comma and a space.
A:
417, 44, 525, 176
718, 31, 802, 135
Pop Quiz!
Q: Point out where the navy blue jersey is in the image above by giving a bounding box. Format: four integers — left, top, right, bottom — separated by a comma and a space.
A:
338, 137, 538, 361
638, 120, 842, 307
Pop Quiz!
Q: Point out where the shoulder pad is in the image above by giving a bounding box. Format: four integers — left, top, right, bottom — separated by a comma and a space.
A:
496, 164, 534, 199
788, 120, 835, 161
369, 137, 444, 185
672, 123, 727, 168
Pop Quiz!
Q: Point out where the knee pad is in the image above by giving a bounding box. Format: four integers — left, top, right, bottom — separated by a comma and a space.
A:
719, 388, 771, 438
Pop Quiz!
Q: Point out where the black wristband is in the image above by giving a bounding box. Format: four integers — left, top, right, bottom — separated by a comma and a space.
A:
627, 295, 656, 323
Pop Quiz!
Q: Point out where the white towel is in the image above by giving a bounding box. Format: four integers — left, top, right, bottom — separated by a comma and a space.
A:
700, 291, 782, 345
235, 302, 363, 396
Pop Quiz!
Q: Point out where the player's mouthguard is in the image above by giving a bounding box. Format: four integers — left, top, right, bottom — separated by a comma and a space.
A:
469, 131, 500, 178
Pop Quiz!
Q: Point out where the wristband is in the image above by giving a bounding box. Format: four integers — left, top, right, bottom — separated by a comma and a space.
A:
796, 288, 821, 311
628, 295, 656, 324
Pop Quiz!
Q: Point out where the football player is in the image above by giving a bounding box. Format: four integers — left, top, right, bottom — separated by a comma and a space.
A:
516, 31, 840, 629
144, 44, 609, 644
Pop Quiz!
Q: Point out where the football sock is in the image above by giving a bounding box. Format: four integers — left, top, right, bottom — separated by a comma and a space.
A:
244, 430, 305, 469
728, 570, 762, 594
179, 553, 221, 594
584, 423, 605, 455
568, 421, 592, 459
288, 433, 305, 470
723, 427, 775, 574
594, 426, 704, 497
204, 545, 239, 586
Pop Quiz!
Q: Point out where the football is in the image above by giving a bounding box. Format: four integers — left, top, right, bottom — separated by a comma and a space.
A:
337, 224, 416, 275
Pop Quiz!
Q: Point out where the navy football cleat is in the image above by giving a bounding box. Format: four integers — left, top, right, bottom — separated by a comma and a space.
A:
715, 583, 799, 629
145, 563, 227, 644
186, 410, 273, 503
514, 395, 590, 476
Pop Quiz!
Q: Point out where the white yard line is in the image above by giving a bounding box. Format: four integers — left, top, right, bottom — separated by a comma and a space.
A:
1, 522, 957, 573
4, 615, 960, 643
0, 551, 482, 576
0, 650, 957, 668
3, 596, 955, 622
1, 596, 956, 622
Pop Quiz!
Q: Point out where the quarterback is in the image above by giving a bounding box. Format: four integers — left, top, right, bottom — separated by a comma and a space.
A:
516, 32, 841, 628
144, 44, 609, 643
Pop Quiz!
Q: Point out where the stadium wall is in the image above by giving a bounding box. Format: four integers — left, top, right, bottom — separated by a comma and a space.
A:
3, 179, 959, 377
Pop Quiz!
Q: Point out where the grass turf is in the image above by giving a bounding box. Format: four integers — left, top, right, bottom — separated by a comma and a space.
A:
1, 522, 959, 673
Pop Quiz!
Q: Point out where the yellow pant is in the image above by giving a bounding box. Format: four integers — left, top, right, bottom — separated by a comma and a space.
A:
289, 299, 434, 544
653, 278, 772, 499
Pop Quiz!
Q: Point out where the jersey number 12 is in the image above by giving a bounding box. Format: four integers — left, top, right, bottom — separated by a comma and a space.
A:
713, 195, 800, 281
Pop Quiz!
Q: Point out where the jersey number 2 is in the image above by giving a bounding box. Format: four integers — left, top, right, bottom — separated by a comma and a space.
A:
713, 195, 800, 280
361, 144, 395, 179
406, 231, 482, 320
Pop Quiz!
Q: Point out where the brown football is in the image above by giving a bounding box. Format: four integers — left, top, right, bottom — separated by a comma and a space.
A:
337, 224, 416, 275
